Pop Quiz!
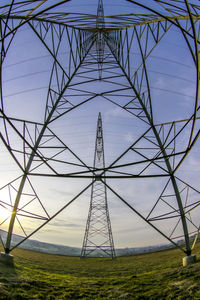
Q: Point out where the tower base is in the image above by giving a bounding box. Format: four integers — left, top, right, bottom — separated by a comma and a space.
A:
0, 252, 14, 265
182, 254, 196, 267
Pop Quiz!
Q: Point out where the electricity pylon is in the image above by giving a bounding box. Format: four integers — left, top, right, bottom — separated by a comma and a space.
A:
0, 0, 200, 265
81, 113, 115, 258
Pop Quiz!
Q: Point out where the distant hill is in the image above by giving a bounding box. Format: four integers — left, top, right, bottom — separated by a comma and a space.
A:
0, 229, 81, 256
0, 229, 175, 256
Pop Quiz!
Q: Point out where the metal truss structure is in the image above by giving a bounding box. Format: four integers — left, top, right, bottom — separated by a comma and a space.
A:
81, 113, 115, 258
0, 0, 200, 258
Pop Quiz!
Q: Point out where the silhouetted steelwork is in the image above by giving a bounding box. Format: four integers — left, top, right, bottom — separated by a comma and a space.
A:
0, 0, 200, 258
81, 113, 115, 258
96, 0, 105, 79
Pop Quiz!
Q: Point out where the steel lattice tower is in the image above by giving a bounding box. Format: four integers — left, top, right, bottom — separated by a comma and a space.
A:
81, 113, 115, 258
0, 0, 200, 264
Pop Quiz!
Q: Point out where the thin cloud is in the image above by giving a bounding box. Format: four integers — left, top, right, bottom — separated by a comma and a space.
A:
48, 220, 82, 228
105, 107, 124, 119
49, 189, 74, 197
124, 132, 134, 142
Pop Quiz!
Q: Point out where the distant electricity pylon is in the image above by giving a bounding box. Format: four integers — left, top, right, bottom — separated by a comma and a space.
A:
81, 113, 115, 258
1, 0, 200, 265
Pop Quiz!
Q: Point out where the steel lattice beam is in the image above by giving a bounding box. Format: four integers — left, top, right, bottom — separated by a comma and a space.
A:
0, 0, 200, 258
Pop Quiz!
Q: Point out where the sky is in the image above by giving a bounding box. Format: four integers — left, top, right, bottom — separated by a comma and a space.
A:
0, 0, 200, 251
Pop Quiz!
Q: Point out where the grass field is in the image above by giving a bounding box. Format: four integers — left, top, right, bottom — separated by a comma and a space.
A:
0, 245, 200, 299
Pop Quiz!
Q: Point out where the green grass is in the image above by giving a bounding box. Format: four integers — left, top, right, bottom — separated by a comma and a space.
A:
1, 245, 200, 299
